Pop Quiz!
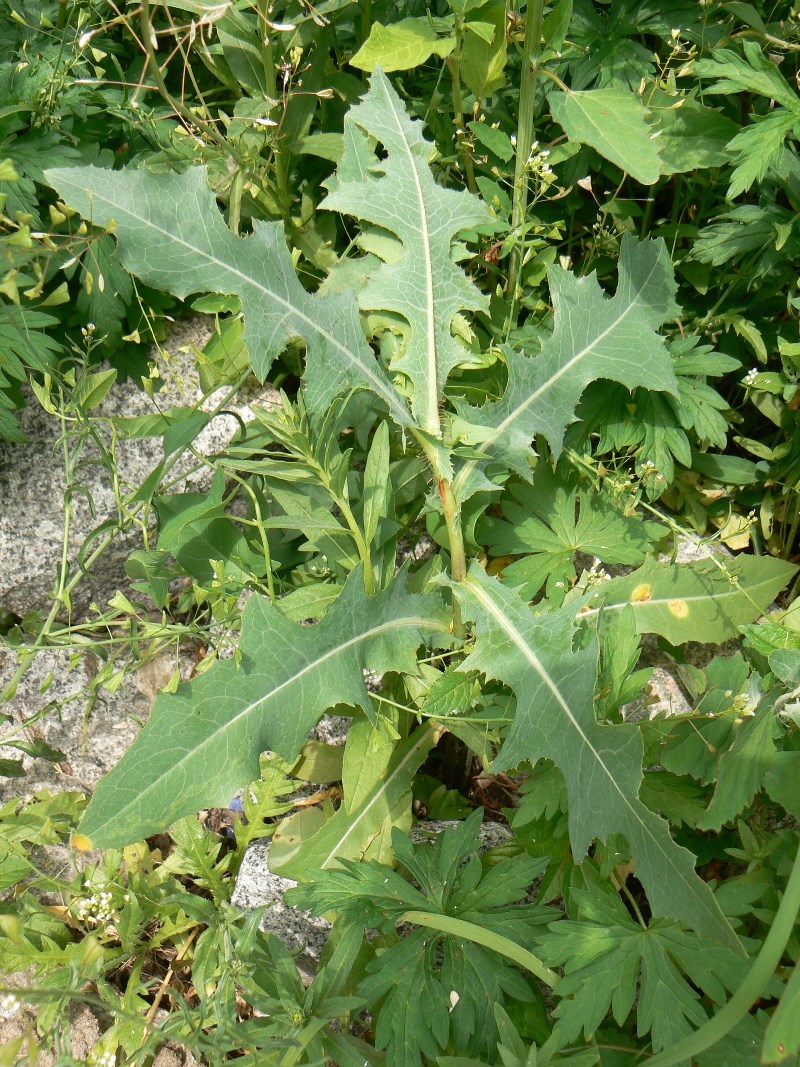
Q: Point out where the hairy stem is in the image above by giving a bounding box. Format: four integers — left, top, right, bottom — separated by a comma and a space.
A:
439, 480, 466, 584
508, 0, 546, 298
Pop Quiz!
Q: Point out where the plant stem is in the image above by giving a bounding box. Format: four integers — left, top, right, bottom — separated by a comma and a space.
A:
228, 168, 244, 235
256, 0, 278, 99
139, 0, 240, 163
336, 496, 376, 597
399, 910, 558, 988
309, 456, 377, 596
508, 0, 546, 299
646, 835, 800, 1067
361, 0, 373, 42
412, 429, 466, 631
447, 40, 477, 194
439, 479, 466, 583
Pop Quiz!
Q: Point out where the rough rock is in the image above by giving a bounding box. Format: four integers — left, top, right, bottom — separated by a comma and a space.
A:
0, 316, 278, 619
231, 837, 333, 980
0, 648, 191, 807
0, 315, 277, 801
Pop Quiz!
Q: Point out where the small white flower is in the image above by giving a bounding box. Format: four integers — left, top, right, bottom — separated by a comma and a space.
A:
510, 134, 517, 147
0, 993, 21, 1019
743, 368, 759, 386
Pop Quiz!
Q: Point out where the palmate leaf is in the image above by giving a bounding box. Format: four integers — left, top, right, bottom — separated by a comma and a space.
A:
451, 565, 743, 954
567, 337, 738, 490
43, 164, 412, 431
479, 467, 664, 602
75, 570, 450, 848
288, 811, 548, 1067
537, 888, 746, 1052
452, 234, 679, 499
321, 68, 489, 437
693, 41, 800, 114
0, 303, 63, 441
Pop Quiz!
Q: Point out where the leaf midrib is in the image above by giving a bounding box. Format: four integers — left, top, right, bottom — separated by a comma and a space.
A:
317, 725, 436, 869
578, 566, 784, 621
381, 83, 440, 436
463, 576, 718, 915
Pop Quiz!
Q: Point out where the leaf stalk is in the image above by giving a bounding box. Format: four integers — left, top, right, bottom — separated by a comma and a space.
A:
398, 910, 558, 988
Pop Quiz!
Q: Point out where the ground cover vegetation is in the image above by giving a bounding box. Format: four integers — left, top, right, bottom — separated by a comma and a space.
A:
1, 0, 800, 1063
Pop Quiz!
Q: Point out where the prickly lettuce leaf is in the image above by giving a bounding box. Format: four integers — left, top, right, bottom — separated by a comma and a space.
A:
76, 571, 450, 848
44, 163, 412, 430
452, 234, 680, 499
322, 68, 489, 437
451, 565, 742, 954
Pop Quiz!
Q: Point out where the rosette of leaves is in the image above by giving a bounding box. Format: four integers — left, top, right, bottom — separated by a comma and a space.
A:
45, 65, 791, 965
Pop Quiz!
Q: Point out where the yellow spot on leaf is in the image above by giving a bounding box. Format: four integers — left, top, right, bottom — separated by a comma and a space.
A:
631, 584, 652, 603
668, 599, 689, 618
486, 555, 514, 576
72, 834, 93, 852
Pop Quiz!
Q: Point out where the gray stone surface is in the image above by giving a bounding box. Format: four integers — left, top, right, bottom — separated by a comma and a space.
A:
0, 648, 181, 805
231, 837, 333, 978
0, 316, 278, 619
0, 315, 280, 804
